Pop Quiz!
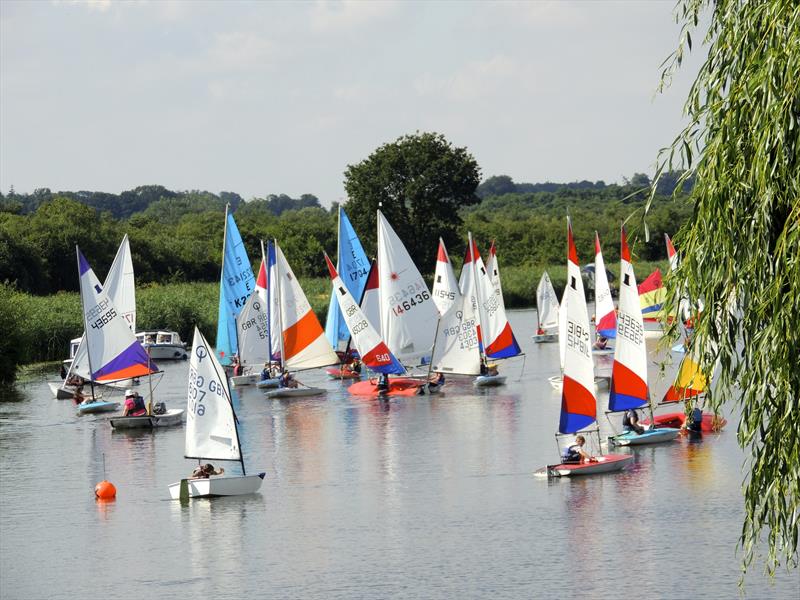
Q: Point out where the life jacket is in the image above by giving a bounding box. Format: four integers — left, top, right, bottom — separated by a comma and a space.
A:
562, 444, 582, 464
127, 395, 147, 416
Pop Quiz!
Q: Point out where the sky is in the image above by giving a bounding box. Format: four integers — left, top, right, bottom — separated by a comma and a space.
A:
0, 0, 705, 206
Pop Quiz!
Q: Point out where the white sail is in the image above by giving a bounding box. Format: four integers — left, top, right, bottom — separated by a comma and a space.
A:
431, 286, 481, 375
536, 271, 560, 331
185, 328, 240, 462
562, 223, 596, 408
558, 273, 569, 371
608, 228, 649, 412
235, 257, 270, 368
377, 210, 438, 363
71, 235, 137, 379
360, 259, 380, 332
431, 238, 459, 315
75, 247, 155, 383
275, 242, 339, 370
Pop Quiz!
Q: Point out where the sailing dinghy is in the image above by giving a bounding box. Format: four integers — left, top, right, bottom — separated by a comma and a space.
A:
169, 328, 265, 499
535, 219, 633, 477
263, 241, 338, 398
606, 227, 679, 446
348, 211, 437, 396
641, 344, 726, 432
73, 247, 159, 415
533, 271, 559, 343
216, 205, 255, 366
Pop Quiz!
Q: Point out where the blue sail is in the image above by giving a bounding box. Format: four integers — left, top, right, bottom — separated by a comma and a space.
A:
215, 210, 254, 365
325, 208, 370, 349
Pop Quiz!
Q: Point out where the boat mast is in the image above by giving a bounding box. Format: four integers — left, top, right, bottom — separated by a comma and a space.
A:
146, 348, 154, 415
273, 239, 285, 371
219, 203, 231, 363
76, 246, 97, 401
468, 232, 487, 365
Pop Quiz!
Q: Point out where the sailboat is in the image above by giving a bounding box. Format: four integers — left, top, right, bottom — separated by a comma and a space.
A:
324, 207, 370, 352
607, 227, 679, 446
216, 205, 255, 366
262, 240, 339, 398
429, 250, 482, 378
51, 234, 139, 399
230, 244, 271, 387
537, 219, 633, 477
459, 234, 521, 386
592, 231, 616, 355
347, 211, 438, 395
73, 247, 160, 415
168, 328, 265, 499
641, 345, 727, 432
533, 271, 559, 343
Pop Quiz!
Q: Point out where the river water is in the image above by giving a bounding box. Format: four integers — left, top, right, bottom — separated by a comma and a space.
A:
1, 310, 796, 599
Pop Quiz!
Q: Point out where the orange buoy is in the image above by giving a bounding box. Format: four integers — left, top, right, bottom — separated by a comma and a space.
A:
95, 480, 117, 499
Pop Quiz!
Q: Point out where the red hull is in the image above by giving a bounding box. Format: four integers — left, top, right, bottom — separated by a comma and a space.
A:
641, 411, 727, 433
348, 377, 425, 397
326, 367, 361, 380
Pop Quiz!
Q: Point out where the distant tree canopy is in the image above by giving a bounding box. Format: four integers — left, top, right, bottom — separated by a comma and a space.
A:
343, 132, 481, 270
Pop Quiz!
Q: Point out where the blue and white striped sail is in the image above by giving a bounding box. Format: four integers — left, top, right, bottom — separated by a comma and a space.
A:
215, 209, 255, 365
325, 207, 370, 350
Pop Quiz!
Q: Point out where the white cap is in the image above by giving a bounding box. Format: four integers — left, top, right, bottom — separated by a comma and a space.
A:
125, 389, 134, 396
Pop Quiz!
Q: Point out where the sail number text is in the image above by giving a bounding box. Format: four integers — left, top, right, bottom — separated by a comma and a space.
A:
389, 283, 430, 317
86, 298, 117, 331
617, 312, 643, 346
566, 321, 590, 357
188, 366, 225, 417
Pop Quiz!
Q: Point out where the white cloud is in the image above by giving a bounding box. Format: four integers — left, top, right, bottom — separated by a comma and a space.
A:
309, 0, 399, 32
414, 55, 531, 101
206, 31, 276, 71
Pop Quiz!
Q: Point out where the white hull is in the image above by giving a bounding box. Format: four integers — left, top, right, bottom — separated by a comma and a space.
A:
610, 428, 681, 446
264, 387, 327, 399
474, 375, 507, 387
532, 333, 558, 343
168, 473, 265, 499
230, 373, 261, 386
109, 409, 184, 429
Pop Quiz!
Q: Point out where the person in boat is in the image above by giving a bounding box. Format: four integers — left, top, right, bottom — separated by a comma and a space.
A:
122, 389, 147, 417
622, 408, 645, 435
232, 354, 242, 377
377, 373, 389, 393
428, 372, 445, 390
562, 435, 594, 464
191, 463, 225, 479
60, 364, 68, 380
593, 335, 609, 350
685, 406, 704, 434
536, 327, 546, 336
73, 385, 86, 404
66, 374, 84, 387
279, 369, 298, 389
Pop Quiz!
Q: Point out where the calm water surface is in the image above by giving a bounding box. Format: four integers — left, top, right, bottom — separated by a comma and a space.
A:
1, 310, 797, 599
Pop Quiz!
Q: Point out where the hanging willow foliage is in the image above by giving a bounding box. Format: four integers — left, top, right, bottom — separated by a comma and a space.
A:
651, 0, 799, 576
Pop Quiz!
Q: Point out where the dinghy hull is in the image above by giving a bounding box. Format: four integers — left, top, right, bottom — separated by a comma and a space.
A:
532, 333, 558, 344
264, 387, 326, 399
109, 409, 184, 429
326, 367, 362, 380
255, 377, 281, 389
641, 412, 727, 432
230, 373, 261, 387
348, 378, 426, 397
537, 454, 633, 477
473, 375, 506, 387
168, 473, 265, 499
77, 401, 119, 415
610, 428, 680, 446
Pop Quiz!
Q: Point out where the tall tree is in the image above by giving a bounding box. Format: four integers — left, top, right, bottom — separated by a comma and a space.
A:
653, 0, 799, 575
343, 132, 481, 270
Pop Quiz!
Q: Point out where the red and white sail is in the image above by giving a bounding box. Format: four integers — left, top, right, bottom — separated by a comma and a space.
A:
594, 232, 617, 339
558, 219, 596, 433
325, 254, 404, 374
431, 238, 459, 315
608, 227, 649, 412
377, 210, 438, 363
359, 258, 380, 332
274, 242, 338, 370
